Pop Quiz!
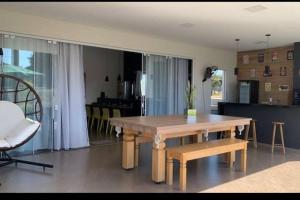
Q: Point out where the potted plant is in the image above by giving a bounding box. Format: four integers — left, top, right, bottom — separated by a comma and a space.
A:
185, 80, 197, 122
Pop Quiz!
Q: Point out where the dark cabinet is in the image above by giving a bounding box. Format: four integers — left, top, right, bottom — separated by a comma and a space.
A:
123, 51, 142, 82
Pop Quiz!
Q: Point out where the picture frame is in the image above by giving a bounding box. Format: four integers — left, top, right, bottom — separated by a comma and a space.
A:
263, 65, 272, 77
279, 85, 289, 92
280, 66, 287, 76
258, 53, 264, 63
265, 82, 272, 92
287, 50, 294, 60
250, 68, 256, 78
242, 55, 249, 64
271, 51, 278, 61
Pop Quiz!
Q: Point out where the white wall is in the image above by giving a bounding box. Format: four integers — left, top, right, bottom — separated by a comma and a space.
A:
0, 9, 237, 113
83, 46, 123, 104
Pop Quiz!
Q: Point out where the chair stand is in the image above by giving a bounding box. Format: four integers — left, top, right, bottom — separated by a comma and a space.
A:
0, 151, 54, 172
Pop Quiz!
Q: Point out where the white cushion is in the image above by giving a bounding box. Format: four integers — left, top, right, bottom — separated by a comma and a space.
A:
0, 101, 25, 139
0, 139, 11, 148
0, 101, 40, 149
5, 118, 40, 148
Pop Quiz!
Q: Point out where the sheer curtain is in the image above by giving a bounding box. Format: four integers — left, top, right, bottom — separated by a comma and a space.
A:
144, 54, 189, 116
53, 42, 89, 150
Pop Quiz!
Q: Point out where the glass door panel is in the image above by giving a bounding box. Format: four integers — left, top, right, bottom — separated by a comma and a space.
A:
1, 34, 55, 155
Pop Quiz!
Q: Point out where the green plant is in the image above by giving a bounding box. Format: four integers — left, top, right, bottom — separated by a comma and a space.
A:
185, 80, 196, 109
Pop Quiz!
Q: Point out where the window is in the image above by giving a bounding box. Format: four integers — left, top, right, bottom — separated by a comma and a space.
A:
211, 69, 225, 109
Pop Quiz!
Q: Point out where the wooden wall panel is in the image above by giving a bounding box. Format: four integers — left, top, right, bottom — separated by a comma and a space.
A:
237, 46, 294, 105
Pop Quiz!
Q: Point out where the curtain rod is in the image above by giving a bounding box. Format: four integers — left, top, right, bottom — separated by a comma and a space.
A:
0, 30, 194, 60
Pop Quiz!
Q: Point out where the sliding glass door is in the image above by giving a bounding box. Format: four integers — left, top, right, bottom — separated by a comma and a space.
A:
142, 54, 190, 116
0, 33, 57, 155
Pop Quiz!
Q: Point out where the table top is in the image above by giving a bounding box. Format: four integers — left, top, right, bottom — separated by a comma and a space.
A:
110, 114, 251, 135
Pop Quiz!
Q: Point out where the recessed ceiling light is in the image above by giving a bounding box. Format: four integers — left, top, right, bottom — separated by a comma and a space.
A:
179, 23, 195, 28
244, 5, 267, 13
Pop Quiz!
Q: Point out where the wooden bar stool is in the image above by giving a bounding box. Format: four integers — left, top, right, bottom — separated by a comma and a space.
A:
271, 122, 285, 155
244, 119, 257, 148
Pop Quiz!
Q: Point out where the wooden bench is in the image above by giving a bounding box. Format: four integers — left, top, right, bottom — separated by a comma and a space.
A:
134, 133, 204, 167
166, 138, 248, 191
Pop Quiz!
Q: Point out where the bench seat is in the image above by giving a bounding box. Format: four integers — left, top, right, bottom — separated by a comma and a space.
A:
166, 138, 248, 191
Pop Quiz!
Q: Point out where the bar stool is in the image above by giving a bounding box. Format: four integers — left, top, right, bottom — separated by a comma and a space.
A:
110, 109, 121, 135
100, 108, 110, 134
271, 122, 285, 155
244, 119, 257, 148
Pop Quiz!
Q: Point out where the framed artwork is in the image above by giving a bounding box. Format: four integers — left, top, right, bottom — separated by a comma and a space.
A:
271, 52, 278, 61
234, 67, 239, 75
250, 68, 256, 78
265, 82, 272, 92
258, 53, 264, 63
243, 55, 249, 64
287, 50, 294, 60
263, 65, 272, 77
279, 85, 289, 92
280, 66, 287, 76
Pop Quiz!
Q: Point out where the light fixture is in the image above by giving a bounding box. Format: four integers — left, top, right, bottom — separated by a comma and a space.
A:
264, 33, 272, 77
234, 38, 240, 75
244, 5, 267, 13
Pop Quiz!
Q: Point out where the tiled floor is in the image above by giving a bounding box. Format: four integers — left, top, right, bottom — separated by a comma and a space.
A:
0, 133, 299, 192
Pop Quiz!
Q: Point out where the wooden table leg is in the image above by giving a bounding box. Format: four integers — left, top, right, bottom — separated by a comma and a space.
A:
122, 129, 135, 169
152, 137, 166, 183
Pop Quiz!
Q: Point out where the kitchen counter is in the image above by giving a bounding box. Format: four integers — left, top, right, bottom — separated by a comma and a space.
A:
218, 102, 300, 149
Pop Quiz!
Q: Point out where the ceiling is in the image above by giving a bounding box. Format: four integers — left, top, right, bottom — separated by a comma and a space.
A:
1, 2, 300, 51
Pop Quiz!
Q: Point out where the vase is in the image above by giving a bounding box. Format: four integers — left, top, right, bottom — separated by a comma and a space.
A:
187, 109, 197, 123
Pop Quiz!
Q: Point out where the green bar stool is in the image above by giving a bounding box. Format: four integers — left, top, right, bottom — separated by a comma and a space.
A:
100, 108, 110, 134
110, 109, 121, 135
90, 106, 101, 133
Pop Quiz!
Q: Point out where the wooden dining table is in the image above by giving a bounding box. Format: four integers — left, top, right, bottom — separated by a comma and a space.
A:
110, 113, 251, 183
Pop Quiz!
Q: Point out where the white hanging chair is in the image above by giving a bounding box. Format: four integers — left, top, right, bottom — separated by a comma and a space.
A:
0, 74, 53, 171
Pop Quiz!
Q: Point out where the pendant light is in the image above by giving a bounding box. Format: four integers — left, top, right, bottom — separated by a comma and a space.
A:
234, 38, 240, 75
264, 33, 272, 77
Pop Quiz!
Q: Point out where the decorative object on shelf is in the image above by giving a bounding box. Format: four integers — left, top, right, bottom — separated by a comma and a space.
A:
263, 65, 272, 77
280, 66, 287, 76
287, 50, 294, 60
258, 53, 264, 63
265, 82, 272, 92
271, 51, 278, 61
250, 68, 256, 78
242, 55, 249, 64
279, 85, 289, 92
185, 80, 196, 122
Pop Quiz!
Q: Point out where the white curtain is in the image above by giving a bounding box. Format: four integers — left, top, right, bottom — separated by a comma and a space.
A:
144, 54, 189, 116
53, 43, 89, 150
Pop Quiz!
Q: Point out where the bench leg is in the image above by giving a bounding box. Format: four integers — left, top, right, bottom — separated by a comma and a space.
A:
166, 157, 173, 185
179, 161, 187, 191
241, 148, 247, 172
135, 143, 140, 167
180, 137, 185, 145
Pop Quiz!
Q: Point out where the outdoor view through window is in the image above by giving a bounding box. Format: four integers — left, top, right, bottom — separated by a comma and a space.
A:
211, 69, 224, 109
